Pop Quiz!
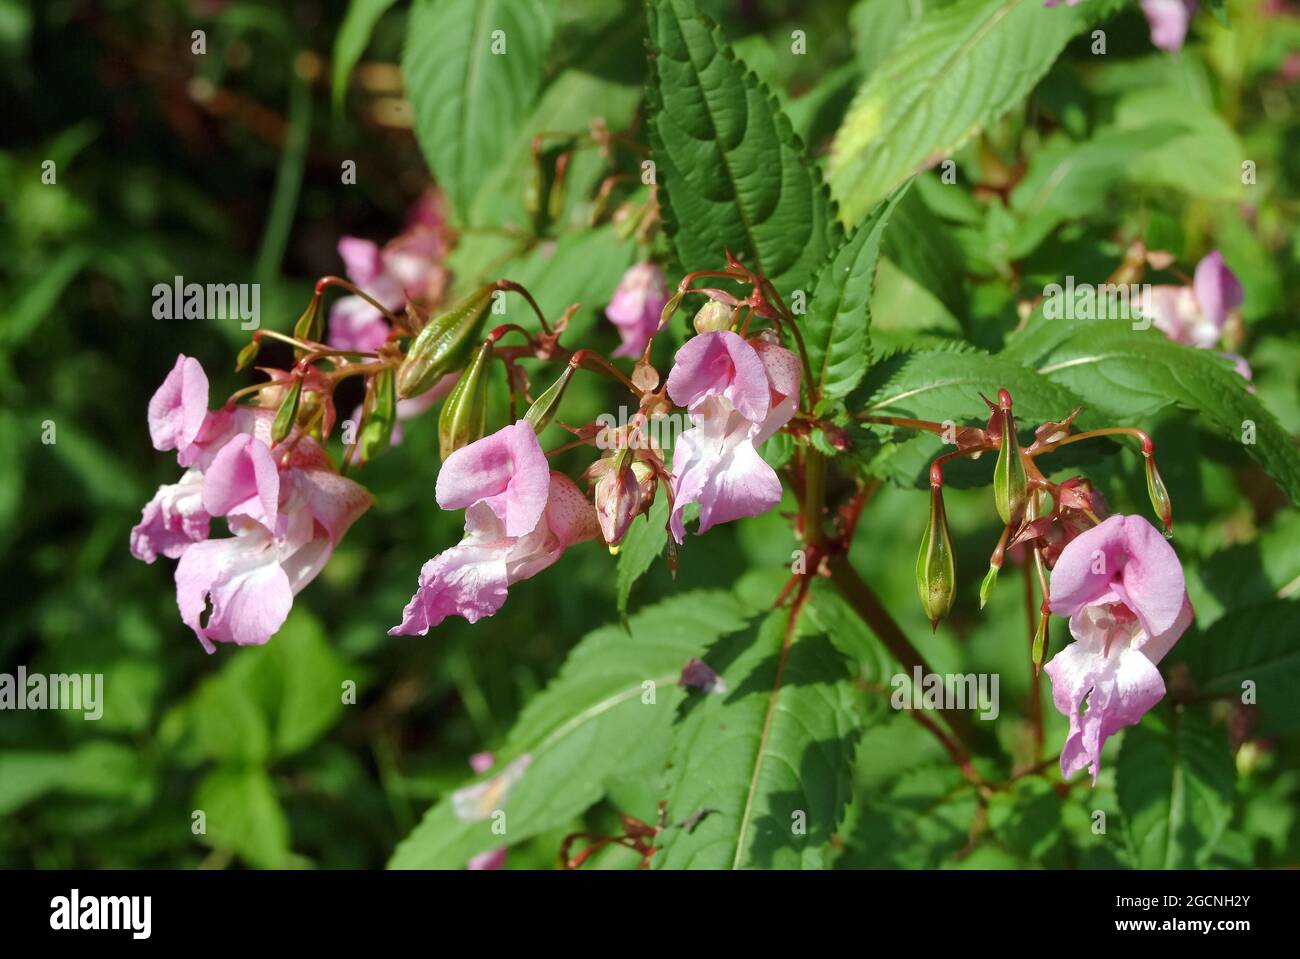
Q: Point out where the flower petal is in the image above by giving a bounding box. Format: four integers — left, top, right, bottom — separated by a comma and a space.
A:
148, 355, 210, 453
666, 331, 770, 423
436, 422, 549, 537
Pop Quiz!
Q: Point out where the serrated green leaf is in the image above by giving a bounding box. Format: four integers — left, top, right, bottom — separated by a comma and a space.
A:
1181, 600, 1300, 735
829, 0, 1103, 223
1116, 709, 1234, 869
646, 0, 841, 292
655, 609, 862, 869
389, 590, 752, 868
1005, 319, 1300, 506
804, 184, 907, 406
403, 0, 555, 222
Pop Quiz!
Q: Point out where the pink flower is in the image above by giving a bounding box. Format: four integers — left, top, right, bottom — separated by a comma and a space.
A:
1140, 250, 1250, 383
130, 469, 210, 563
389, 472, 598, 634
464, 751, 507, 870
1141, 0, 1197, 52
1044, 514, 1194, 783
665, 332, 800, 543
435, 421, 551, 538
327, 194, 451, 352
134, 355, 372, 652
606, 262, 670, 358
148, 355, 210, 456
175, 434, 371, 653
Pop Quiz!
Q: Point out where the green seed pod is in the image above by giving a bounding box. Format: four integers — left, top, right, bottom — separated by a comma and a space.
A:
358, 368, 397, 463
292, 294, 323, 347
439, 341, 492, 459
271, 377, 303, 443
992, 396, 1027, 526
1144, 455, 1173, 536
916, 485, 956, 629
523, 362, 577, 435
396, 285, 495, 399
978, 562, 1000, 610
235, 339, 261, 372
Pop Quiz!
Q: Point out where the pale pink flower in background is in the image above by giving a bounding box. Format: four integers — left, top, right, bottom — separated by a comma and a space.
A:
1140, 250, 1250, 383
1141, 0, 1197, 52
606, 262, 670, 358
328, 193, 451, 352
1045, 514, 1194, 784
665, 331, 800, 542
389, 472, 598, 634
451, 754, 532, 822
465, 751, 508, 870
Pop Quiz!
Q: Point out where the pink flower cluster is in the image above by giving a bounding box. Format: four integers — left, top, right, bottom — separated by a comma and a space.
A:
131, 355, 371, 652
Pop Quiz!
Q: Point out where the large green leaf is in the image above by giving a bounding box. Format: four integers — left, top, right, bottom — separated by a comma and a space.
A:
829, 0, 1106, 223
1116, 710, 1234, 869
655, 608, 863, 869
646, 0, 841, 293
1005, 319, 1300, 506
803, 185, 907, 407
195, 766, 291, 869
1181, 600, 1300, 735
389, 591, 752, 868
851, 346, 1094, 487
616, 494, 670, 616
403, 0, 555, 222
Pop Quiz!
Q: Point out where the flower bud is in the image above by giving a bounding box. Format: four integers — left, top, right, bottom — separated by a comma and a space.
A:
992, 391, 1027, 526
588, 449, 656, 552
292, 293, 323, 347
439, 340, 491, 459
1032, 608, 1050, 673
396, 284, 495, 398
978, 562, 1000, 610
235, 339, 261, 372
693, 299, 732, 334
358, 368, 397, 463
1144, 454, 1174, 536
271, 376, 303, 443
523, 362, 577, 434
916, 485, 956, 629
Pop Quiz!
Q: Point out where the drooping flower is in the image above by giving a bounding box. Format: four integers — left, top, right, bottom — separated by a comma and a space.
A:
133, 354, 371, 652
390, 471, 598, 634
665, 331, 800, 543
606, 262, 670, 358
1140, 250, 1249, 382
175, 432, 371, 653
1044, 514, 1194, 783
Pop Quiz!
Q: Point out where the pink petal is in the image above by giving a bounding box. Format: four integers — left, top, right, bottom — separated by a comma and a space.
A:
666, 331, 771, 423
1193, 249, 1243, 332
148, 355, 210, 453
750, 337, 801, 443
175, 531, 293, 653
130, 470, 210, 563
695, 437, 783, 535
606, 262, 669, 358
202, 433, 280, 530
338, 236, 384, 285
328, 296, 392, 353
543, 472, 600, 547
436, 422, 550, 537
1141, 0, 1197, 53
